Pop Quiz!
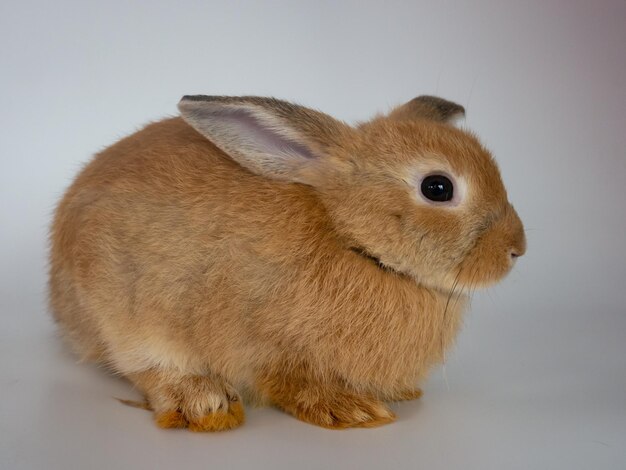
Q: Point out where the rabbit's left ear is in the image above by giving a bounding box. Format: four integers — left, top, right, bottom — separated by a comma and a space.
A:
387, 95, 465, 124
178, 95, 353, 185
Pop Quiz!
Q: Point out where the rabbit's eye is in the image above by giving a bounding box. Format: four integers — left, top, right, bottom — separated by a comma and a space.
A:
421, 175, 454, 202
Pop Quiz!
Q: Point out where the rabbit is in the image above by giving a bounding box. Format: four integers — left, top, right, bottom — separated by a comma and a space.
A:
49, 94, 525, 431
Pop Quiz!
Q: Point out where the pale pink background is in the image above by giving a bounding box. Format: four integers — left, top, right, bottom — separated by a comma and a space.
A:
1, 1, 625, 469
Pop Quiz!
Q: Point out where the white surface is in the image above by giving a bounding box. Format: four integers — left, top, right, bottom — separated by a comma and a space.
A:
1, 1, 625, 469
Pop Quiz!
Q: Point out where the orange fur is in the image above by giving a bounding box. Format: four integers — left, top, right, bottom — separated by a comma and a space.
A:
49, 95, 525, 430
188, 403, 245, 432
156, 411, 188, 429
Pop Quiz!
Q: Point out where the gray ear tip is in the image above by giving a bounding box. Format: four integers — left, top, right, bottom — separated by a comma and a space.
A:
179, 95, 220, 104
414, 95, 466, 117
178, 95, 222, 115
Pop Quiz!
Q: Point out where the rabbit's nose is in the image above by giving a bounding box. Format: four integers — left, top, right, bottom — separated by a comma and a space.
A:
509, 233, 526, 260
505, 205, 526, 260
509, 232, 526, 260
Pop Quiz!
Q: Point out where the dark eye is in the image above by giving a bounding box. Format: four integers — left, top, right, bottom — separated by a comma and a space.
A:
421, 175, 454, 202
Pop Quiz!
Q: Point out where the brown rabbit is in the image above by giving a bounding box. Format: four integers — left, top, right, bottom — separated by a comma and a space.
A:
49, 95, 525, 431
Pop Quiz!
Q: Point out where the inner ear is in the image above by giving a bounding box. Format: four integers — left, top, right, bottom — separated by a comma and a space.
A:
206, 107, 318, 161
179, 97, 326, 183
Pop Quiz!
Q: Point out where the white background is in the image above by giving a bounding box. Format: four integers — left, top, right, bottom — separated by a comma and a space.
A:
1, 1, 625, 469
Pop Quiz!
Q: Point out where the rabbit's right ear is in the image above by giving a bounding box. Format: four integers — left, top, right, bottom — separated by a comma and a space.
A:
387, 95, 465, 124
178, 96, 352, 185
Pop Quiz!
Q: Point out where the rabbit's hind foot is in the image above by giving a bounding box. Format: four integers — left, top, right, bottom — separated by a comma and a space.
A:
127, 369, 244, 432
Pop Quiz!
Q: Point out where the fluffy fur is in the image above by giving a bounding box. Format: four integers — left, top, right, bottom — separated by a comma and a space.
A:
49, 95, 525, 431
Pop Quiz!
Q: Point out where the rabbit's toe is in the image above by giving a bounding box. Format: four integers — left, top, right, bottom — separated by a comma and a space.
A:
155, 410, 187, 429
129, 370, 245, 431
187, 401, 245, 432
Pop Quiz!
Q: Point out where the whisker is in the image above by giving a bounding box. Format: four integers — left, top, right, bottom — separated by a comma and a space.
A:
441, 267, 463, 357
468, 264, 481, 302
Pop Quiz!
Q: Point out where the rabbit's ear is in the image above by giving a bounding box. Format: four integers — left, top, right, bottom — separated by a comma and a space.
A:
178, 96, 350, 184
387, 95, 465, 124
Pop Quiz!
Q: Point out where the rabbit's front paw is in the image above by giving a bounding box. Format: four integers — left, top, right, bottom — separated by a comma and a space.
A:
261, 374, 395, 429
292, 389, 396, 429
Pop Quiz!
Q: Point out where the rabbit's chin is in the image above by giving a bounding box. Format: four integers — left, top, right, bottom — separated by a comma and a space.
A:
351, 248, 471, 296
438, 260, 517, 295
403, 258, 517, 295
